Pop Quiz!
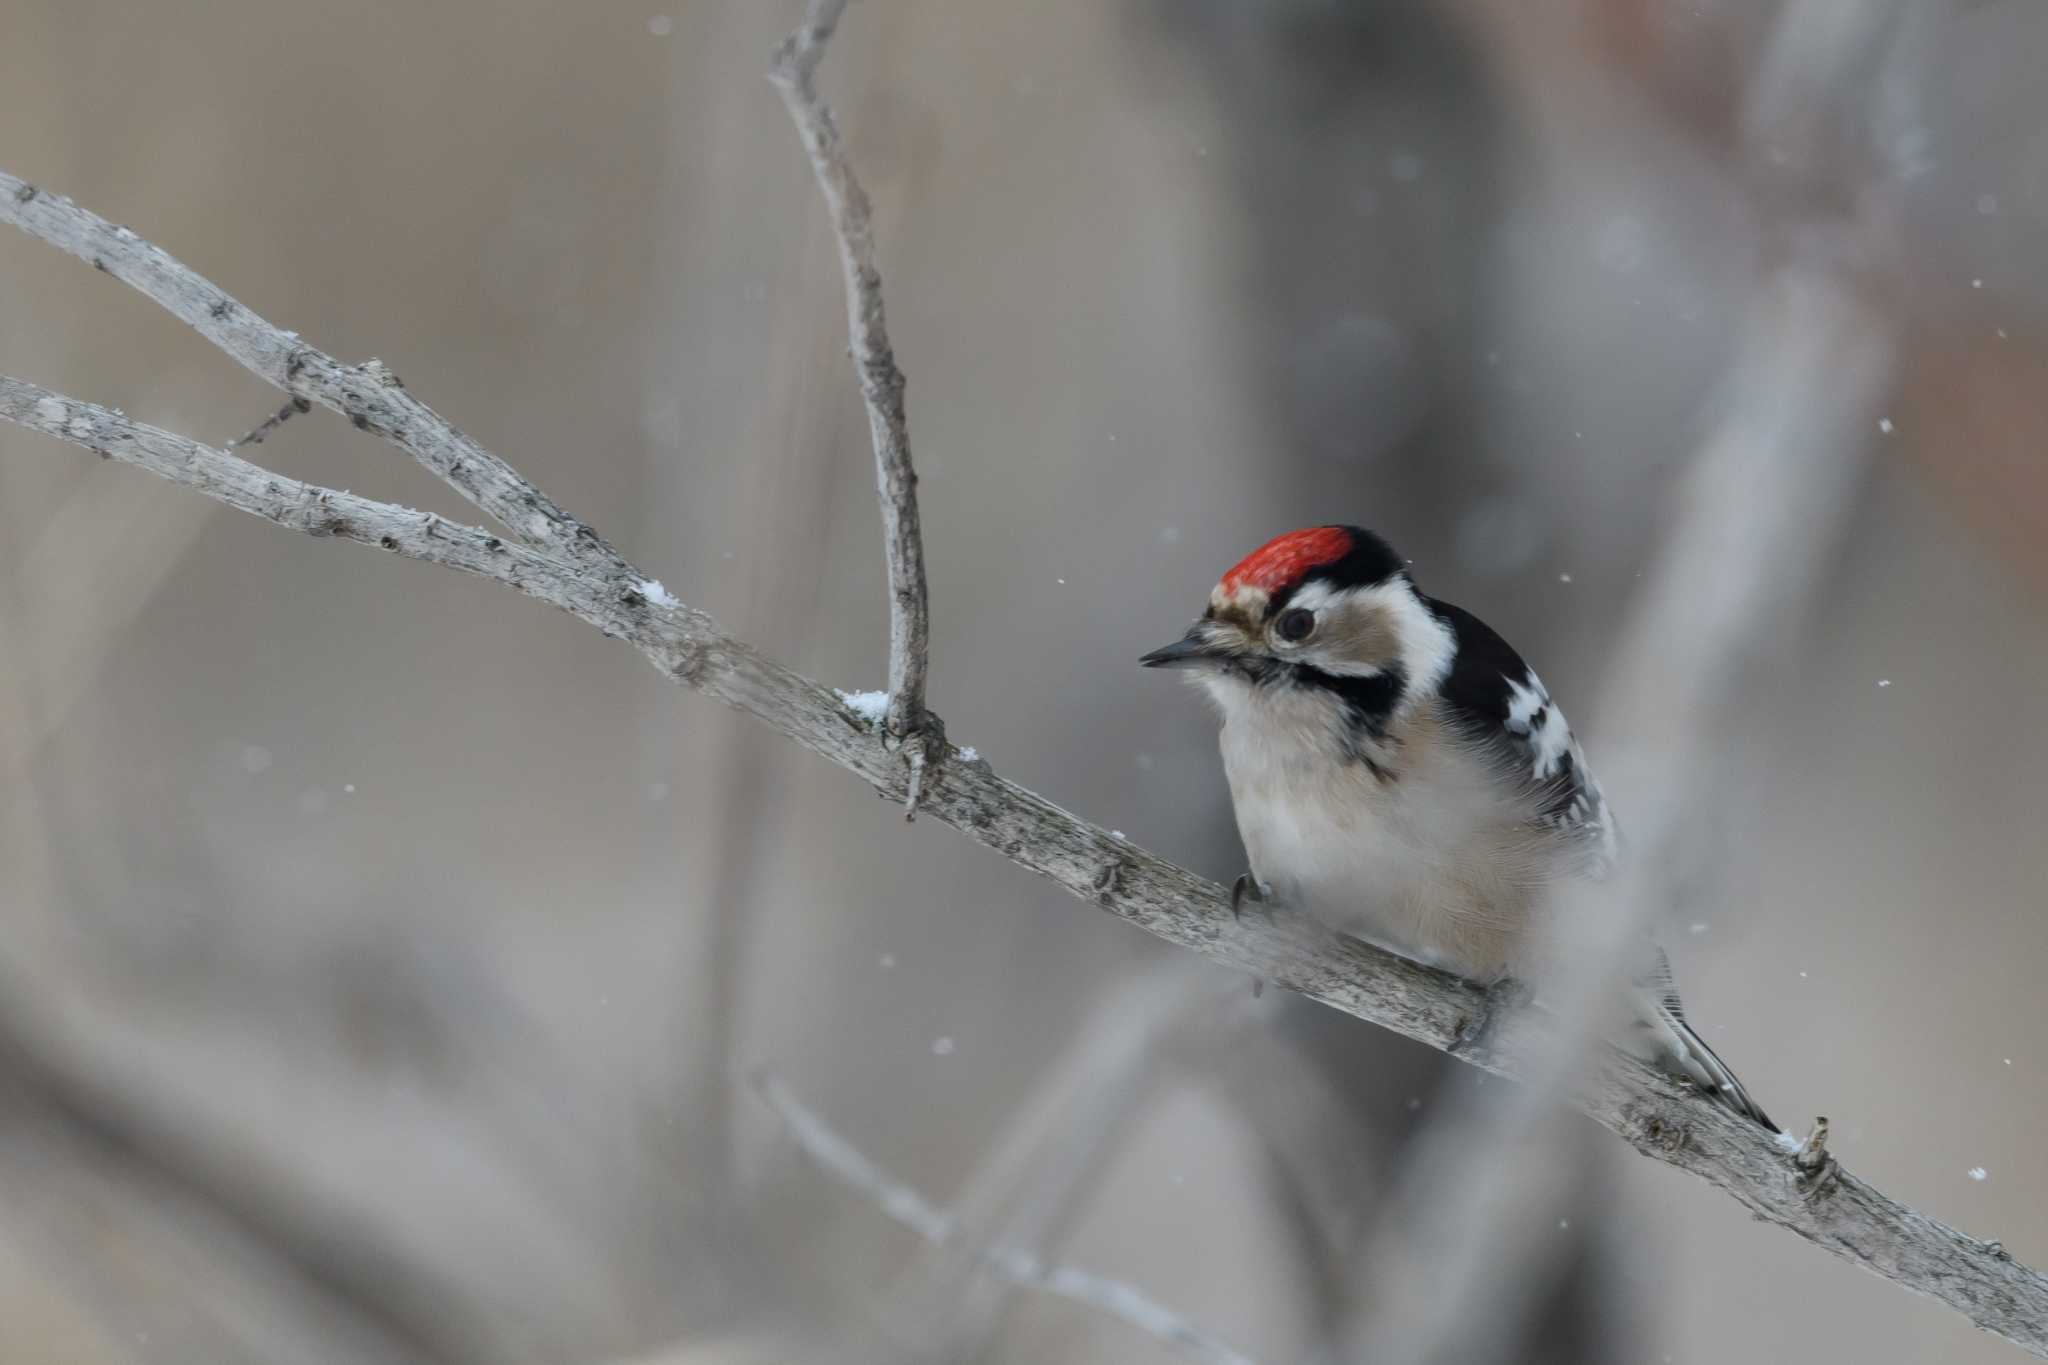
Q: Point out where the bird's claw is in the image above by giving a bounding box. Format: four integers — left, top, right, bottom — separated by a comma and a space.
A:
1230, 872, 1272, 922
1453, 975, 1531, 1057
1230, 873, 1275, 998
1486, 975, 1534, 1013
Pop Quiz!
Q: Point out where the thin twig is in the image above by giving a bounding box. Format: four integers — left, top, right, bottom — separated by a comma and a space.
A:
225, 395, 310, 450
877, 961, 1239, 1362
4, 179, 2047, 1358
769, 0, 934, 764
748, 1070, 1259, 1365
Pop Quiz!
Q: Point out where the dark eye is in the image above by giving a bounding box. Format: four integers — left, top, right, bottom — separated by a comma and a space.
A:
1276, 607, 1315, 643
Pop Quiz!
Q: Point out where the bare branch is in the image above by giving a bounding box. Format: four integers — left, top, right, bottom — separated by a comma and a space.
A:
748, 1070, 1259, 1365
4, 181, 2047, 1356
0, 173, 631, 576
769, 0, 934, 755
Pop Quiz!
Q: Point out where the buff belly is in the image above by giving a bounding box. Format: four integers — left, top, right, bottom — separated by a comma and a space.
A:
1214, 689, 1559, 983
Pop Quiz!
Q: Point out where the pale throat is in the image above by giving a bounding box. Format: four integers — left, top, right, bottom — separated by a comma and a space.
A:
1196, 582, 1455, 778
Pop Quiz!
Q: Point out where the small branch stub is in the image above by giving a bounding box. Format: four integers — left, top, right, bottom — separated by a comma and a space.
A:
1795, 1116, 1832, 1175
896, 712, 945, 821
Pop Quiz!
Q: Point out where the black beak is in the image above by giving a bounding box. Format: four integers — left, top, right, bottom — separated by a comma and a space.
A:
1140, 625, 1224, 670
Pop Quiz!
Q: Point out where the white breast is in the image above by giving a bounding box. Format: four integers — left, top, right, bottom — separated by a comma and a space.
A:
1206, 677, 1559, 982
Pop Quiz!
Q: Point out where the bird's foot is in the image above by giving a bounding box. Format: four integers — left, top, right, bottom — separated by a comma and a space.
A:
1229, 872, 1275, 923
1229, 872, 1278, 999
1452, 974, 1532, 1059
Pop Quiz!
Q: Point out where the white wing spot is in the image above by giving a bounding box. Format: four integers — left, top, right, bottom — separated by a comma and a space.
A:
1501, 669, 1617, 870
1503, 673, 1571, 780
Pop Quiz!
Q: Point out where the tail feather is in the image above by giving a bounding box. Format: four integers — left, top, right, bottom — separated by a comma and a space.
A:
1627, 946, 1776, 1131
1643, 993, 1776, 1132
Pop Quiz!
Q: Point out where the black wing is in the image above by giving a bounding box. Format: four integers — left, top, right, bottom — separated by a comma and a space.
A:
1423, 596, 1618, 876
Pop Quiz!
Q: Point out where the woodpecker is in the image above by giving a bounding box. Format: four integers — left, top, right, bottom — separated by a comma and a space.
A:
1142, 524, 1774, 1130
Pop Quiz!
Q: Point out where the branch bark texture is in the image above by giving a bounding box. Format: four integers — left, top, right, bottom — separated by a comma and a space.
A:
2, 148, 2044, 1360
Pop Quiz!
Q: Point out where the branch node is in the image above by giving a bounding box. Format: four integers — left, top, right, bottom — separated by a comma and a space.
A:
1450, 975, 1531, 1060
890, 710, 945, 819
766, 0, 845, 96
1794, 1115, 1834, 1182
1640, 1112, 1689, 1155
902, 744, 927, 821
670, 643, 710, 688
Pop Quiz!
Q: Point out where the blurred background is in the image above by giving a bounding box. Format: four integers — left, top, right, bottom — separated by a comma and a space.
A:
2, 1, 2046, 1361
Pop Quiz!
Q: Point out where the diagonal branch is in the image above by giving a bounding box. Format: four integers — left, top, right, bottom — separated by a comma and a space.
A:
749, 1070, 1259, 1365
769, 0, 934, 773
4, 181, 2047, 1356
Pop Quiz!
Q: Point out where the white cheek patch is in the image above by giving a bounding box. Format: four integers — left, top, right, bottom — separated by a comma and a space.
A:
1272, 582, 1380, 675
1380, 584, 1456, 697
1299, 580, 1454, 695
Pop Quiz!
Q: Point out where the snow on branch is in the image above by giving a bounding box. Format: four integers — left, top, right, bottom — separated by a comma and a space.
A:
2, 141, 2046, 1365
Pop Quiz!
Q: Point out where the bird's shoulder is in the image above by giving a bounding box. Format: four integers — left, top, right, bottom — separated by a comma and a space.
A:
1417, 594, 1619, 872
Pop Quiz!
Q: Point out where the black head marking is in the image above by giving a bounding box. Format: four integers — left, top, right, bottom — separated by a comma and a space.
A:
1303, 664, 1405, 745
1293, 526, 1406, 594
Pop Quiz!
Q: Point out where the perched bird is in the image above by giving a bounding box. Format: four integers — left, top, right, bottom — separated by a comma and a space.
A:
1142, 524, 1773, 1129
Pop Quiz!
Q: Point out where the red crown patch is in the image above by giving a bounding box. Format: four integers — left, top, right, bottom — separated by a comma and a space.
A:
1218, 526, 1354, 596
